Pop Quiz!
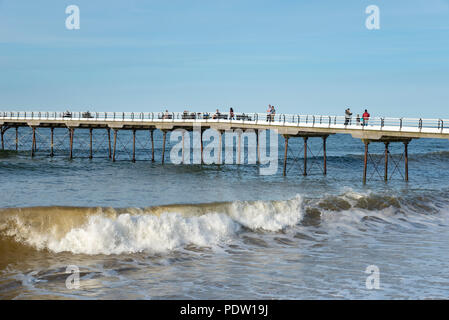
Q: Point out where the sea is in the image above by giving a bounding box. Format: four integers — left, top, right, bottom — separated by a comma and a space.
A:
0, 127, 448, 299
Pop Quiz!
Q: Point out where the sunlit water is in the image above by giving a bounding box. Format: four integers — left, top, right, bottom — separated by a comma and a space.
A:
0, 128, 448, 299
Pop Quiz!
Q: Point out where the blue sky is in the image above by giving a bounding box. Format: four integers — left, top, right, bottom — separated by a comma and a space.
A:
0, 0, 448, 117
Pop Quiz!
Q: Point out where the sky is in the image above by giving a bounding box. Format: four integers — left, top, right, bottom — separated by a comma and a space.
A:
0, 0, 448, 117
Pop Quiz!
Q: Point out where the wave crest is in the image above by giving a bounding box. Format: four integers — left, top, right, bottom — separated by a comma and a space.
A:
0, 197, 303, 255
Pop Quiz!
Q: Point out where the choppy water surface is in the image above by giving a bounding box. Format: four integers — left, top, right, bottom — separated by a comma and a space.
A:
0, 129, 448, 299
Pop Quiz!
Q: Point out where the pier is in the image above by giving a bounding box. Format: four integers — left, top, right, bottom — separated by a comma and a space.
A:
1, 111, 448, 183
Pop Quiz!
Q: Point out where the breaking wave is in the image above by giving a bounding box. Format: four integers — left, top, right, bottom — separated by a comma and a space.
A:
0, 197, 303, 255
1, 190, 448, 256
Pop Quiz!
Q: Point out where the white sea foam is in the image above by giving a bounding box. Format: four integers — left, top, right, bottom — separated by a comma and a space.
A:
228, 195, 303, 231
4, 196, 304, 255
47, 213, 240, 255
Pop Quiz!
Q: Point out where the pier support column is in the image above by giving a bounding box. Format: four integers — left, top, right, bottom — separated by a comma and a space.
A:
150, 129, 155, 162
50, 128, 54, 157
323, 136, 327, 175
181, 131, 185, 164
404, 141, 409, 182
303, 137, 308, 176
218, 130, 223, 164
89, 128, 93, 159
237, 130, 242, 165
283, 135, 289, 176
107, 128, 112, 159
0, 126, 5, 151
69, 128, 74, 159
363, 141, 369, 184
31, 127, 36, 158
200, 129, 204, 164
384, 142, 389, 181
15, 127, 18, 151
112, 129, 117, 162
132, 129, 136, 163
256, 130, 260, 164
161, 130, 167, 164
31, 127, 37, 156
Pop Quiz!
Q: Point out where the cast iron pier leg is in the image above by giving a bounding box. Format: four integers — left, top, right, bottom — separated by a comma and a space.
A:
363, 141, 369, 184
69, 128, 74, 159
151, 130, 154, 162
404, 141, 409, 182
303, 137, 308, 176
112, 129, 117, 162
15, 127, 18, 151
283, 135, 289, 176
89, 128, 93, 159
132, 129, 136, 162
323, 136, 327, 175
384, 142, 389, 181
50, 128, 54, 157
31, 127, 36, 158
108, 128, 112, 159
162, 130, 167, 164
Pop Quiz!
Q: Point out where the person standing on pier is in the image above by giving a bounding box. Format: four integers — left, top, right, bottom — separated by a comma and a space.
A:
344, 108, 353, 125
271, 105, 276, 122
267, 105, 272, 122
362, 109, 370, 126
213, 109, 221, 119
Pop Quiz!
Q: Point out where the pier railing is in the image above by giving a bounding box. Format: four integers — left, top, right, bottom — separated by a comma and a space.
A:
1, 111, 448, 133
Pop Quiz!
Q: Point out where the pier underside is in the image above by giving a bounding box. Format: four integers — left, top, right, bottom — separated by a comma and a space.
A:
0, 121, 422, 183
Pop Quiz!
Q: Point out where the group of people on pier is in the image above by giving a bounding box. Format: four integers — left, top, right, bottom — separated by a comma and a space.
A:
266, 105, 276, 122
161, 105, 370, 126
344, 108, 370, 126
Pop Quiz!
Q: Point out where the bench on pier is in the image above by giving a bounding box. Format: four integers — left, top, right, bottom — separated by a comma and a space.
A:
182, 112, 197, 120
236, 114, 252, 121
212, 114, 228, 120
